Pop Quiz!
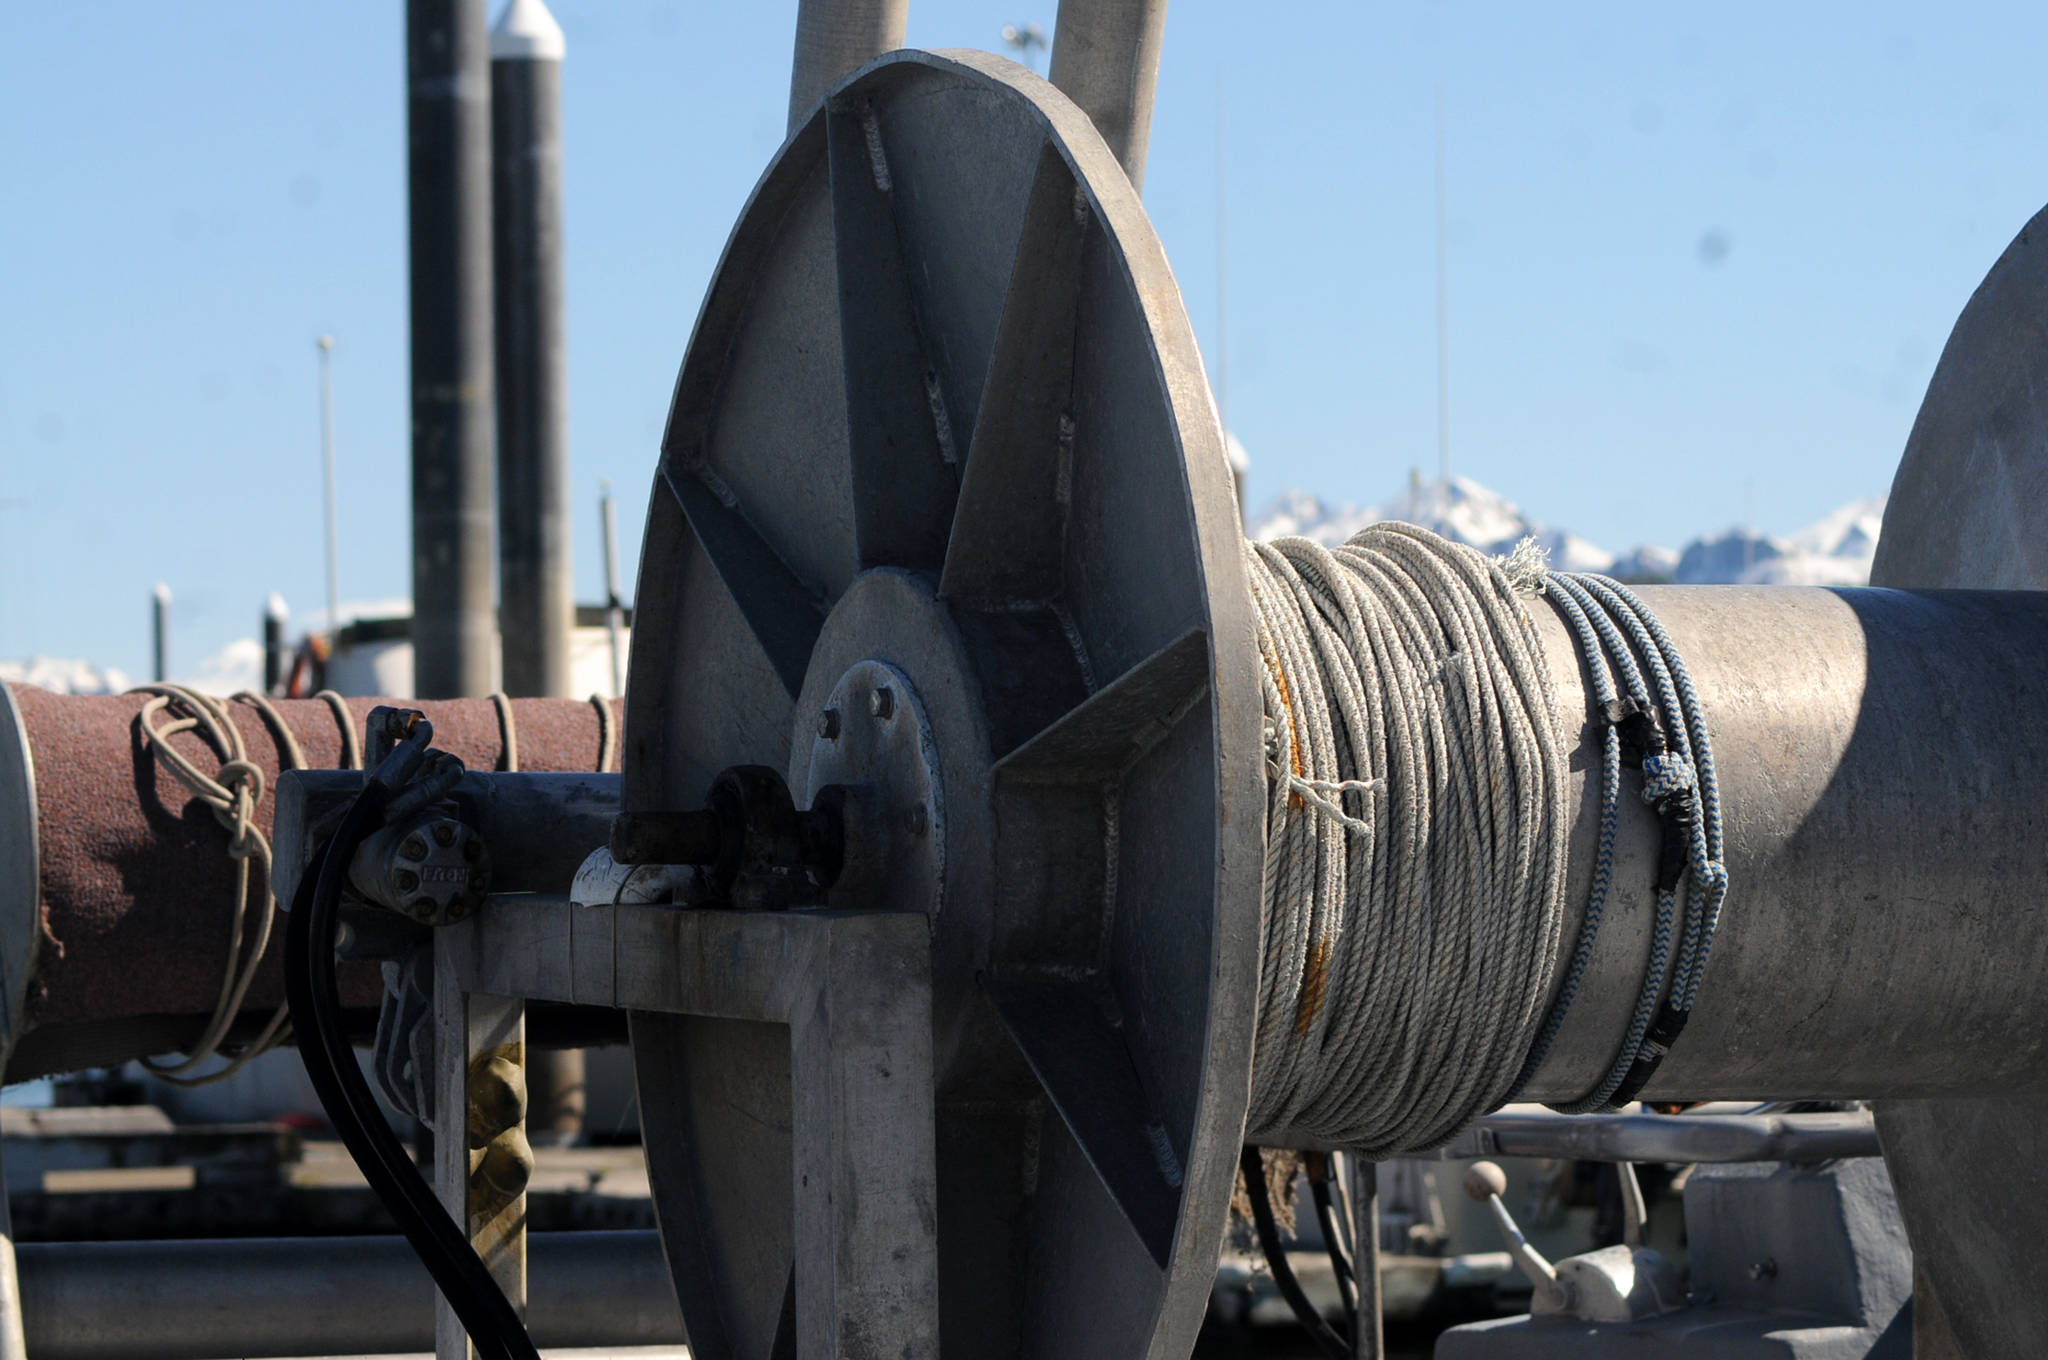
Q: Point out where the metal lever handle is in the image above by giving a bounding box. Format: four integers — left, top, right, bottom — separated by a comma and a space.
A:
1463, 1161, 1566, 1310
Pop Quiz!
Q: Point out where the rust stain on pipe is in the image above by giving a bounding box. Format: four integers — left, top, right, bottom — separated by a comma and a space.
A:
3, 687, 620, 1074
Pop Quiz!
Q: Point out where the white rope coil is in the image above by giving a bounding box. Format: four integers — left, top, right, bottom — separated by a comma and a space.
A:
131, 684, 362, 1086
1244, 524, 1570, 1156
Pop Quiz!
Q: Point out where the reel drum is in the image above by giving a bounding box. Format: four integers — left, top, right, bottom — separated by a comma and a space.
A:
623, 50, 1265, 1359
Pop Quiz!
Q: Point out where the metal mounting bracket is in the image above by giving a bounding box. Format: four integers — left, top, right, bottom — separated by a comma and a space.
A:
440, 893, 939, 1358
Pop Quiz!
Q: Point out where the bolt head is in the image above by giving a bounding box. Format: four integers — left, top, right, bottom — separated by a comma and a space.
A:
432, 822, 456, 848
400, 835, 428, 862
395, 869, 419, 893
818, 707, 841, 739
869, 687, 894, 719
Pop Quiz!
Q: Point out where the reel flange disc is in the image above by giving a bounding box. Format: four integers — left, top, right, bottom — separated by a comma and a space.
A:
623, 49, 1264, 1360
1869, 202, 2048, 1360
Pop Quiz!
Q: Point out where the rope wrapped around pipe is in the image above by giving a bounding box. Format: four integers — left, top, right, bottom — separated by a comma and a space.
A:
1244, 523, 1726, 1154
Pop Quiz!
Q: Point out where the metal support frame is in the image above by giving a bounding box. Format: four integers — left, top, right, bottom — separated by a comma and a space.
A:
432, 971, 527, 1360
439, 895, 939, 1358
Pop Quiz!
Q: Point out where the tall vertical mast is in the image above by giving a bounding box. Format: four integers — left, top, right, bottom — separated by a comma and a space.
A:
408, 0, 498, 699
493, 0, 573, 700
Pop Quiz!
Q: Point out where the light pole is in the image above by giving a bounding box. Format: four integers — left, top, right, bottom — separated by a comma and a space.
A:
317, 335, 340, 640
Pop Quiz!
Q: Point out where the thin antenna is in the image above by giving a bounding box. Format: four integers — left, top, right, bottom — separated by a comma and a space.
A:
600, 479, 626, 699
1435, 87, 1451, 490
317, 335, 341, 639
1216, 69, 1229, 437
1743, 478, 1756, 577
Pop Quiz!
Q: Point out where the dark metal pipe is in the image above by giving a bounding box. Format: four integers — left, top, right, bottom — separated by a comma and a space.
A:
1447, 1110, 1883, 1165
408, 0, 498, 699
492, 0, 572, 701
14, 1231, 683, 1360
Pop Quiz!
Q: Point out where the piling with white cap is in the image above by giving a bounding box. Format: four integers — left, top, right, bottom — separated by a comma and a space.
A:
150, 584, 171, 684
492, 0, 572, 702
263, 594, 290, 695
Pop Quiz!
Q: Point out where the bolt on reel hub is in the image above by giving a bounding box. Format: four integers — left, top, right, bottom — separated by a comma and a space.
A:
622, 48, 1264, 1360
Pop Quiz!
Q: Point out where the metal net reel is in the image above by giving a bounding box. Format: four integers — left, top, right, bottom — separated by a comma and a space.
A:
623, 49, 1263, 1360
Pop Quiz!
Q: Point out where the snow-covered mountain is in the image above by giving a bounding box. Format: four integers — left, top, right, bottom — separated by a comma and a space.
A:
1250, 477, 1884, 587
1250, 476, 1619, 573
0, 489, 1890, 696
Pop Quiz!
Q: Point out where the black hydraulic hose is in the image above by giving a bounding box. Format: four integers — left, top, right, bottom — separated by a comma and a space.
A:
1309, 1168, 1357, 1318
284, 730, 541, 1360
1239, 1147, 1351, 1360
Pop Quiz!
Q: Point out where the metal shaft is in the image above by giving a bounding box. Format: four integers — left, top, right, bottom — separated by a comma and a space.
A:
787, 0, 907, 134
492, 0, 573, 701
408, 0, 498, 700
11, 1231, 682, 1360
1516, 586, 2048, 1105
1049, 0, 1169, 191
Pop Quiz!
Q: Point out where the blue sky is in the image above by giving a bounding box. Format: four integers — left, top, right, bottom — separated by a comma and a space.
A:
4, 2, 2045, 679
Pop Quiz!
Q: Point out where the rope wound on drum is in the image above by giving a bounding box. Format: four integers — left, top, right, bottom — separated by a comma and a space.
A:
130, 684, 363, 1086
1244, 524, 1727, 1155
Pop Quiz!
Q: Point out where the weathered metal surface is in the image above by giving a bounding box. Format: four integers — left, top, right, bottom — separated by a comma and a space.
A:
1048, 0, 1169, 190
409, 0, 499, 699
798, 660, 944, 916
1446, 1109, 1881, 1165
1864, 202, 2048, 1360
434, 980, 526, 1360
624, 49, 1261, 1360
0, 688, 619, 1079
0, 685, 37, 1054
1514, 586, 2048, 1106
787, 0, 906, 134
1440, 1159, 1912, 1359
446, 897, 939, 1359
274, 769, 618, 917
11, 1230, 683, 1360
493, 12, 574, 701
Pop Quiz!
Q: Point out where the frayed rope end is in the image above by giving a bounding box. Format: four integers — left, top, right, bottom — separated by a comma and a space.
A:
1497, 535, 1551, 592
